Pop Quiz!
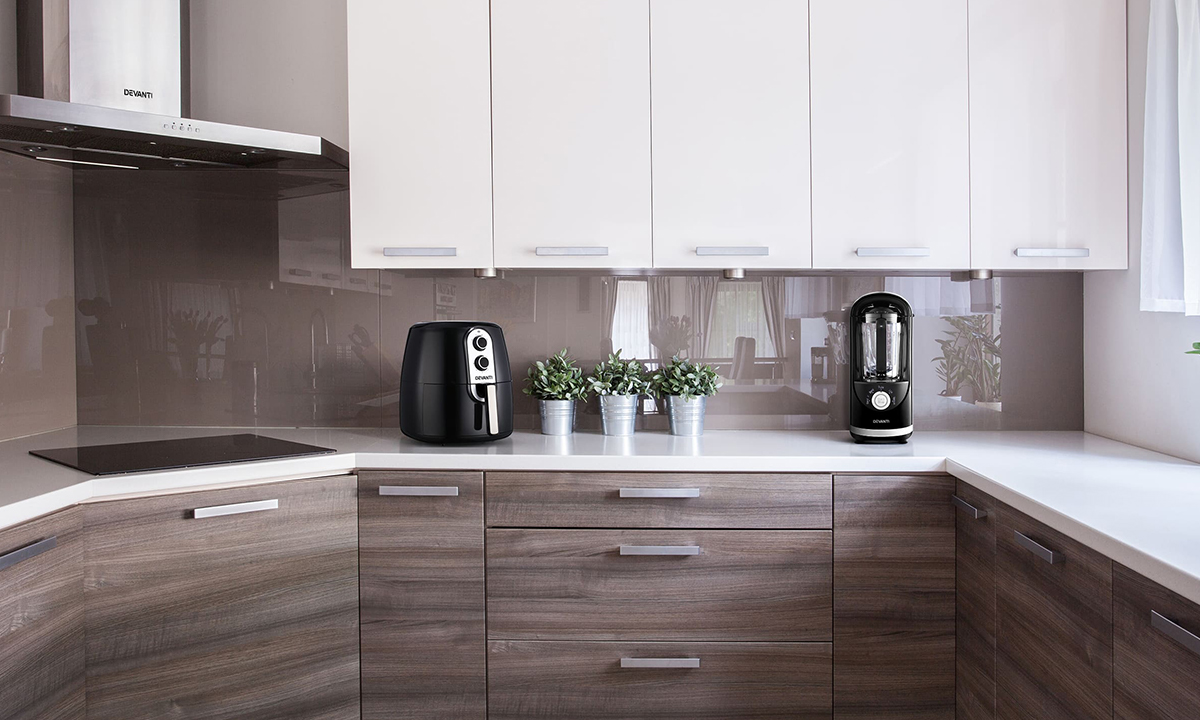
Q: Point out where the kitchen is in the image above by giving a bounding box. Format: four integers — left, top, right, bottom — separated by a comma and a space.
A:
0, 0, 1197, 719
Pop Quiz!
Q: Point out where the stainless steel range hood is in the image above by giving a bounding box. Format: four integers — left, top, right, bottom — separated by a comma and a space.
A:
2, 0, 348, 170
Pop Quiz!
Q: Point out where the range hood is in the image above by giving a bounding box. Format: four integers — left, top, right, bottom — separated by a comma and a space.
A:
2, 0, 348, 170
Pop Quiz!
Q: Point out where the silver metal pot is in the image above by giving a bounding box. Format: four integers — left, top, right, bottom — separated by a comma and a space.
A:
599, 394, 638, 436
538, 399, 577, 436
666, 395, 707, 437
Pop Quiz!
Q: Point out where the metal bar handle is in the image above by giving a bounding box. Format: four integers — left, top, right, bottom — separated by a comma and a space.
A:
619, 545, 701, 556
0, 536, 57, 572
619, 488, 701, 499
952, 495, 988, 520
694, 246, 770, 257
379, 486, 460, 497
534, 246, 609, 257
620, 657, 701, 669
193, 499, 280, 519
1151, 610, 1200, 657
856, 247, 932, 258
1013, 530, 1063, 565
1014, 247, 1090, 258
383, 247, 458, 257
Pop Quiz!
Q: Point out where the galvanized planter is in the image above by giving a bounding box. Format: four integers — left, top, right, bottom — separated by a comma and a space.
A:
666, 395, 707, 437
538, 399, 577, 436
599, 394, 638, 436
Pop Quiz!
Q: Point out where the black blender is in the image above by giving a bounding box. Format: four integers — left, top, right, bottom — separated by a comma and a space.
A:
849, 292, 913, 443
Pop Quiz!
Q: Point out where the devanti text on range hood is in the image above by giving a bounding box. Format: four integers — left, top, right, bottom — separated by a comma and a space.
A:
1, 0, 348, 171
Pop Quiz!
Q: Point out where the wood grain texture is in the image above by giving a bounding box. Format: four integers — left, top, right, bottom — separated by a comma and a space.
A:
83, 475, 360, 720
485, 472, 832, 528
995, 505, 1112, 720
1114, 563, 1200, 720
487, 640, 833, 720
833, 475, 955, 720
956, 480, 999, 720
0, 507, 85, 720
359, 471, 485, 720
487, 528, 832, 641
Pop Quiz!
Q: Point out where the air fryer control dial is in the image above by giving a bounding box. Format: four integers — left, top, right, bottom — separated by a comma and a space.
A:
465, 327, 497, 385
870, 390, 892, 411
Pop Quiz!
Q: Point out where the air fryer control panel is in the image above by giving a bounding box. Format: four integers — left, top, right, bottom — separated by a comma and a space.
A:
465, 327, 497, 384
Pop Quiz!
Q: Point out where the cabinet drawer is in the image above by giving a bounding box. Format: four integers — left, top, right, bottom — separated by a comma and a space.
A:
1114, 564, 1200, 720
487, 529, 831, 641
995, 506, 1112, 720
486, 472, 832, 528
954, 481, 999, 720
488, 640, 832, 720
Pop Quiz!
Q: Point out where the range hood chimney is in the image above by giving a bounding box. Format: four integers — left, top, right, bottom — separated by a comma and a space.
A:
3, 0, 347, 170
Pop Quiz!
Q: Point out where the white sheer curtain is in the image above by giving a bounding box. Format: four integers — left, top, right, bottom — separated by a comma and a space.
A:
1143, 0, 1200, 314
884, 277, 996, 316
707, 282, 777, 358
609, 279, 651, 360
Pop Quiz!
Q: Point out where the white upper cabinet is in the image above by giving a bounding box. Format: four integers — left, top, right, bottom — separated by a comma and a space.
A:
347, 0, 494, 269
491, 0, 652, 269
651, 0, 812, 270
969, 0, 1128, 270
810, 0, 970, 270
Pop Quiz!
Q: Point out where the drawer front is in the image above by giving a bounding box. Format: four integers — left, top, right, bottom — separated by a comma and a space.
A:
359, 471, 486, 720
487, 529, 831, 641
1114, 563, 1200, 720
995, 506, 1112, 720
486, 472, 832, 528
488, 640, 832, 720
84, 475, 360, 720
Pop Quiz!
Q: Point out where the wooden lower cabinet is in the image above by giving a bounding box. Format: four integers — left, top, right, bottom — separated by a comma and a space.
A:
1114, 563, 1200, 719
487, 640, 833, 719
0, 507, 85, 720
359, 471, 486, 720
954, 481, 999, 720
82, 475, 360, 720
833, 474, 956, 720
995, 505, 1112, 720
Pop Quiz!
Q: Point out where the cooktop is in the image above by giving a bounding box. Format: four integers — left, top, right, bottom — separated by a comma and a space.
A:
30, 434, 336, 476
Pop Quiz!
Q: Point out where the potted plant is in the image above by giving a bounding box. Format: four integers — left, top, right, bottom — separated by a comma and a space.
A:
525, 349, 589, 435
589, 350, 650, 436
650, 315, 693, 360
947, 315, 1002, 411
932, 332, 965, 400
650, 356, 722, 437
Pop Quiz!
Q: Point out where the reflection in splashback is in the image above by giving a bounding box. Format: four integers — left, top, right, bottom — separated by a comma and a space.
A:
71, 167, 1084, 432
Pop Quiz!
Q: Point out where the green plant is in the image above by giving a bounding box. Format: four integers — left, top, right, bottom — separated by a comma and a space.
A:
650, 315, 693, 359
946, 315, 1001, 404
651, 356, 722, 401
1188, 342, 1200, 355
589, 350, 651, 397
932, 332, 966, 397
524, 349, 589, 401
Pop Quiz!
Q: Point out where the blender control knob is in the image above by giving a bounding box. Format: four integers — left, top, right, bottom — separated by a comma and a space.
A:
870, 390, 891, 411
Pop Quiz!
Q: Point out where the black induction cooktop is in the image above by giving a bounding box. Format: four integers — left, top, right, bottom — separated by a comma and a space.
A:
30, 434, 336, 476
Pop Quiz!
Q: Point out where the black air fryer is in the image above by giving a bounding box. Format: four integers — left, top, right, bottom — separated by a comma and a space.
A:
849, 293, 913, 444
400, 322, 514, 443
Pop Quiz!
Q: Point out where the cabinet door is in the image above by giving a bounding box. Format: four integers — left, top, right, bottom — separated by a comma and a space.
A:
811, 0, 969, 270
969, 0, 1127, 270
650, 0, 811, 269
1114, 564, 1200, 720
0, 508, 84, 720
833, 475, 956, 720
954, 482, 998, 720
348, 0, 494, 269
995, 506, 1112, 720
492, 0, 652, 268
84, 476, 360, 720
359, 471, 486, 720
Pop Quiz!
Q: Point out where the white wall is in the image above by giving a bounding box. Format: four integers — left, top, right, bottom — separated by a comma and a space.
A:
1085, 0, 1200, 461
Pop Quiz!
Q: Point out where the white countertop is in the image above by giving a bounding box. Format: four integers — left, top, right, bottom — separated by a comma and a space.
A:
4, 425, 1200, 605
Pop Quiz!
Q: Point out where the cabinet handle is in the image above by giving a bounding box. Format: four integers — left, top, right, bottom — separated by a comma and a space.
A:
855, 247, 932, 258
288, 268, 313, 277
694, 246, 769, 257
952, 495, 988, 519
619, 545, 701, 556
348, 277, 368, 286
0, 536, 57, 572
1014, 247, 1090, 258
383, 247, 458, 257
534, 246, 609, 257
321, 273, 341, 281
1151, 610, 1200, 657
619, 487, 701, 499
192, 499, 279, 519
379, 485, 459, 497
620, 657, 701, 669
1013, 530, 1063, 565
